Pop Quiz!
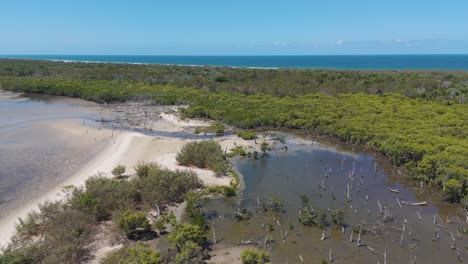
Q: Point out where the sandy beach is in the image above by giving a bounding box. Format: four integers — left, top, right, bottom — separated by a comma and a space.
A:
0, 112, 259, 251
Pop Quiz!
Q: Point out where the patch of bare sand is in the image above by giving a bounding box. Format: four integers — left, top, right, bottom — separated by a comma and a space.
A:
208, 245, 249, 264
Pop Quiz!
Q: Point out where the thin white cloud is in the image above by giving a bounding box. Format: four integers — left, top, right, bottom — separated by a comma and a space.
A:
273, 41, 288, 47
336, 40, 344, 45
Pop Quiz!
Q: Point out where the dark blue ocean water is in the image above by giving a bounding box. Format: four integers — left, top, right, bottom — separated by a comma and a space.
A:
2, 54, 468, 70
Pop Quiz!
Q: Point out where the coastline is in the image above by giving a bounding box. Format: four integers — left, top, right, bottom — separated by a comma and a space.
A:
3, 55, 468, 70
0, 113, 260, 250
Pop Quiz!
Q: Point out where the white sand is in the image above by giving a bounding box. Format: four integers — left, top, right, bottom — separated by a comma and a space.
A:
0, 116, 260, 249
160, 112, 209, 128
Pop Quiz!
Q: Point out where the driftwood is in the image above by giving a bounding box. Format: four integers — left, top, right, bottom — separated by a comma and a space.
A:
366, 245, 382, 255
409, 245, 417, 264
238, 240, 261, 246
348, 171, 354, 182
388, 187, 400, 193
274, 216, 286, 244
357, 225, 363, 246
154, 204, 161, 219
366, 245, 387, 264
401, 201, 427, 206
399, 223, 405, 246
432, 228, 440, 241
456, 248, 463, 262
384, 246, 387, 264
329, 248, 336, 262
396, 197, 403, 208
346, 184, 351, 202
416, 210, 422, 220
211, 219, 216, 244
321, 228, 327, 241
446, 215, 452, 224
457, 248, 463, 262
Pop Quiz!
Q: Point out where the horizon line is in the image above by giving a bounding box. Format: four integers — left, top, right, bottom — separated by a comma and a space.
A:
2, 54, 468, 57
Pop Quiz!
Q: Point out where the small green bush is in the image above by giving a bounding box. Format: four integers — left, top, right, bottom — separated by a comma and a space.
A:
240, 248, 270, 264
118, 211, 151, 235
212, 122, 225, 135
80, 177, 140, 221
121, 243, 162, 264
168, 223, 206, 247
176, 140, 227, 174
443, 179, 463, 202
236, 130, 257, 140
174, 240, 207, 264
136, 168, 202, 205
462, 195, 468, 210
134, 161, 159, 178
227, 145, 246, 157
331, 209, 345, 228
112, 164, 126, 177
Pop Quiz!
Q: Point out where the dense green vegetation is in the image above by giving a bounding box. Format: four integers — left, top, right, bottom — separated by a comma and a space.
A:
176, 140, 228, 174
0, 58, 467, 102
0, 61, 467, 201
1, 165, 202, 263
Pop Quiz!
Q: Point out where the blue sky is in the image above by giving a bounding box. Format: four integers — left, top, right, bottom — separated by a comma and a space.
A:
1, 0, 468, 55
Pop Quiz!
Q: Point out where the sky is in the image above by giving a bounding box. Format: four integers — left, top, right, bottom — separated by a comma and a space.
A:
1, 0, 468, 55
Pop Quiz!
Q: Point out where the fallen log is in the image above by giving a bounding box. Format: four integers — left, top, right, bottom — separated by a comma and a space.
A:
401, 201, 427, 206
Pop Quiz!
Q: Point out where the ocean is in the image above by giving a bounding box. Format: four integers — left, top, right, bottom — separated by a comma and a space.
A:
1, 54, 468, 70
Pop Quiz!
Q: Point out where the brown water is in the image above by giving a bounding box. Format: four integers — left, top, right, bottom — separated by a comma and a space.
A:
207, 135, 467, 263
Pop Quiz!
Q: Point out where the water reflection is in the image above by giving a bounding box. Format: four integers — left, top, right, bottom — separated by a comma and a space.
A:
207, 139, 466, 263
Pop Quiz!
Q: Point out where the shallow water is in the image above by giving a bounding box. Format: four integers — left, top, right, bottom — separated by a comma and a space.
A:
0, 91, 112, 213
207, 137, 467, 263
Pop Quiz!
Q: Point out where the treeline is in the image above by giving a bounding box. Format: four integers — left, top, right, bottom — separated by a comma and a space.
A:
1, 76, 466, 201
0, 58, 467, 102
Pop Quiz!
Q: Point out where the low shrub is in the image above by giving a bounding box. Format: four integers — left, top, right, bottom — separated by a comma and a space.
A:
134, 161, 159, 178
176, 140, 227, 174
111, 164, 126, 177
443, 179, 463, 202
240, 248, 270, 264
118, 211, 151, 235
236, 130, 257, 140
121, 243, 162, 264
